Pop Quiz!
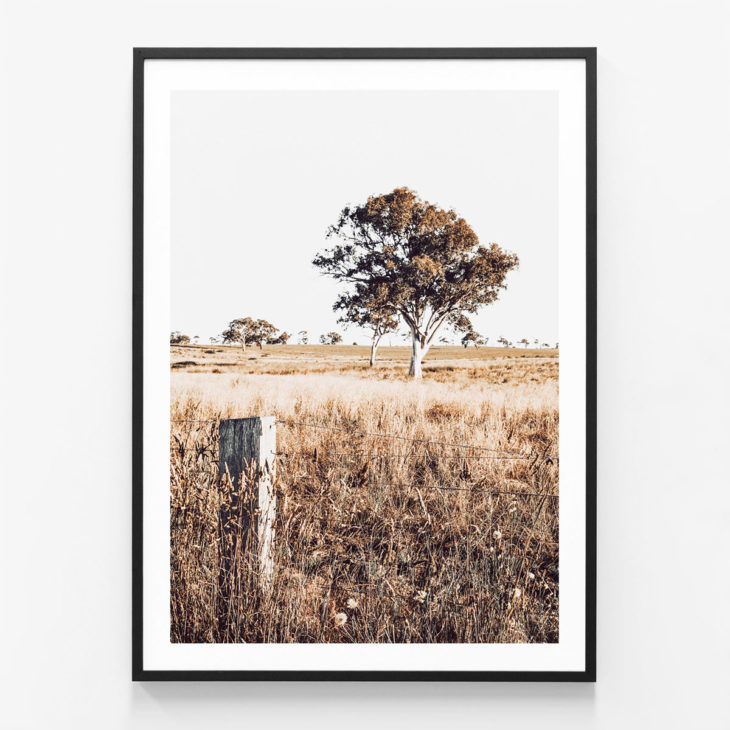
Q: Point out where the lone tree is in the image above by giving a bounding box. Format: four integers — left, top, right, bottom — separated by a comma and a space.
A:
454, 314, 486, 349
221, 317, 277, 351
297, 330, 309, 345
461, 330, 488, 348
320, 331, 343, 345
313, 187, 518, 378
334, 286, 398, 366
518, 338, 530, 348
268, 331, 291, 345
461, 331, 477, 348
170, 331, 190, 345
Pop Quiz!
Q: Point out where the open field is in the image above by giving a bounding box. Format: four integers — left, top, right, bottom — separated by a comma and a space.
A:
170, 344, 559, 643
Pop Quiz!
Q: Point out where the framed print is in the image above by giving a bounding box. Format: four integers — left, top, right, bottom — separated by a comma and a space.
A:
133, 47, 596, 681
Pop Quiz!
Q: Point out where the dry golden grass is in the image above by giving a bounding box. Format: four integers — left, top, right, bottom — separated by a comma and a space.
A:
170, 344, 559, 643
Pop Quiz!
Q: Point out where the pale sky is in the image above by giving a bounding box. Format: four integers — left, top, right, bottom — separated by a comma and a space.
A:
171, 90, 558, 345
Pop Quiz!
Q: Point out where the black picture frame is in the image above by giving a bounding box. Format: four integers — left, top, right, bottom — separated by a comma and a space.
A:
133, 47, 597, 682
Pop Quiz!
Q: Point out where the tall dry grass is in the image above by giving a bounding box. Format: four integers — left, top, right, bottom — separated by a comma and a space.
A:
170, 346, 559, 643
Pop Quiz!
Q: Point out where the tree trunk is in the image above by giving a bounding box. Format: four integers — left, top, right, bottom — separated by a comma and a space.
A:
369, 333, 382, 367
241, 339, 246, 352
409, 332, 427, 379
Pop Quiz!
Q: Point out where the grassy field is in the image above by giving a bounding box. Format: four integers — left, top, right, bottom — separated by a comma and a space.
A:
170, 343, 559, 644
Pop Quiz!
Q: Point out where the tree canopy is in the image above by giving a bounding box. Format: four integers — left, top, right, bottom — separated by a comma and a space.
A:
313, 187, 518, 377
320, 332, 342, 345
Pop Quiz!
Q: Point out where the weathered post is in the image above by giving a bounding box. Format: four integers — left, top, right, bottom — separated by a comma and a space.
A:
218, 416, 276, 590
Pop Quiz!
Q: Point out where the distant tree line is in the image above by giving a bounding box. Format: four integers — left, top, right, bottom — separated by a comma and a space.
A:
173, 326, 557, 352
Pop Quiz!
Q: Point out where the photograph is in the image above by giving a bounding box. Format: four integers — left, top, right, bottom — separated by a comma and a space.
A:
170, 83, 560, 644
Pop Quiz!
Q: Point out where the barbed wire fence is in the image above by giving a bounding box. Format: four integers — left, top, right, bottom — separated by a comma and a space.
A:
171, 416, 558, 566
170, 416, 558, 493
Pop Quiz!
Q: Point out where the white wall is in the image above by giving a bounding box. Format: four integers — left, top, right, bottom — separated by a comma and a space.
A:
1, 1, 729, 728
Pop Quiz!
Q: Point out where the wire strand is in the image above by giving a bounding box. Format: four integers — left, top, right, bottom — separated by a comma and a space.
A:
170, 418, 558, 462
289, 479, 557, 499
275, 450, 532, 461
277, 418, 534, 457
171, 419, 219, 423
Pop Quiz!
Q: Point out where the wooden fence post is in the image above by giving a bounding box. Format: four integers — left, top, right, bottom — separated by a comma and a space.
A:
218, 416, 276, 590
